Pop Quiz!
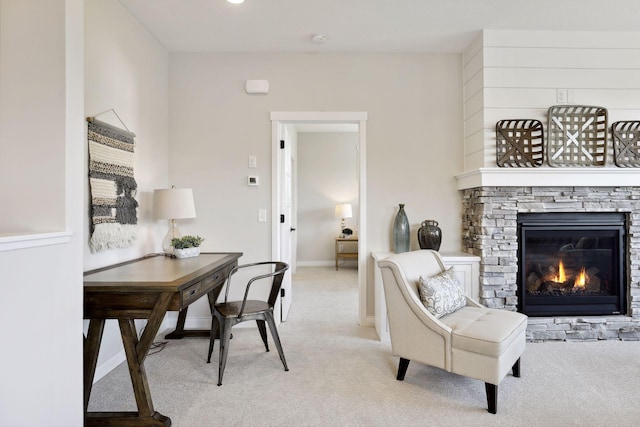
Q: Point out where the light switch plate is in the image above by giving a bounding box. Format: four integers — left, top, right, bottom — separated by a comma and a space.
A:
249, 156, 257, 168
258, 209, 267, 222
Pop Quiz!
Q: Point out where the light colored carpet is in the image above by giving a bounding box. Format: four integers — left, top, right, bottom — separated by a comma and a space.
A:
88, 266, 640, 426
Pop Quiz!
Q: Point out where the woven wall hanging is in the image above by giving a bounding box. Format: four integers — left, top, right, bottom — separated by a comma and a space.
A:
87, 118, 138, 252
495, 119, 544, 167
611, 120, 640, 167
547, 105, 607, 167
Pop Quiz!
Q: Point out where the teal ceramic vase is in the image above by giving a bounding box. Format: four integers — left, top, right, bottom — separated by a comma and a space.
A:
393, 204, 410, 253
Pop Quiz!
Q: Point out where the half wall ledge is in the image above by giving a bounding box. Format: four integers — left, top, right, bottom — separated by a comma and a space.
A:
456, 168, 640, 190
0, 231, 72, 252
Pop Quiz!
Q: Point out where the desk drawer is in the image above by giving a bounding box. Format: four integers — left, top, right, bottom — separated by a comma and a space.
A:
180, 264, 232, 306
181, 281, 204, 305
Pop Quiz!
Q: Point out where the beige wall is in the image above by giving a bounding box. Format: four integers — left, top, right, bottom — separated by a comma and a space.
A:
297, 132, 359, 264
0, 0, 66, 232
0, 0, 85, 425
83, 0, 169, 378
169, 52, 465, 318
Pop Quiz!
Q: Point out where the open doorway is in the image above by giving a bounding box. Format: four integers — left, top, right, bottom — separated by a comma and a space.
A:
271, 112, 367, 326
296, 125, 358, 269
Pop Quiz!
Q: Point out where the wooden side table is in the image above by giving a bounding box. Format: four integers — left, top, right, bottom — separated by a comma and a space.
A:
335, 237, 358, 270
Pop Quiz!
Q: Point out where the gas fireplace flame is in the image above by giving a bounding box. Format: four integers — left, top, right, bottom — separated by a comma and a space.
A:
553, 260, 566, 283
574, 268, 587, 289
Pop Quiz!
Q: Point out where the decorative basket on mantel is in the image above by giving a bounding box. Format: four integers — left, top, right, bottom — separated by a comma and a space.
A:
611, 120, 640, 167
495, 119, 544, 167
547, 105, 607, 167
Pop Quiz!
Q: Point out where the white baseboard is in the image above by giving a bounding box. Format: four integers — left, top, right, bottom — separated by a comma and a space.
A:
297, 260, 334, 267
364, 315, 375, 327
93, 350, 125, 382
297, 260, 358, 267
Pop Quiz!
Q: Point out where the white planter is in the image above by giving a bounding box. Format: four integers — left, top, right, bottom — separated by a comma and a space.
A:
173, 247, 200, 259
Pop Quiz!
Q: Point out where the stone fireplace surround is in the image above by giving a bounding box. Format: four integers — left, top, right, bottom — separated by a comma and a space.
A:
461, 185, 640, 341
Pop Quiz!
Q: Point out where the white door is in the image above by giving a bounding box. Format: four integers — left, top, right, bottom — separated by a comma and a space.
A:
279, 125, 294, 321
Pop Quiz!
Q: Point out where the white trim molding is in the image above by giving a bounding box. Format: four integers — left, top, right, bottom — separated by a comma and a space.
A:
0, 231, 73, 252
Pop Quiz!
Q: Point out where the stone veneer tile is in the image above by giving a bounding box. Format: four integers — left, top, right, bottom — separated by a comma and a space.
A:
462, 186, 640, 341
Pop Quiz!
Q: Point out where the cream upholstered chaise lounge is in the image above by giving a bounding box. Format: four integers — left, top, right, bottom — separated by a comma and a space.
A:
377, 250, 527, 414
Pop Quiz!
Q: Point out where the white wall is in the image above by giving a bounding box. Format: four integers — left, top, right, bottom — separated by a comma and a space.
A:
83, 0, 169, 379
0, 0, 85, 425
464, 30, 640, 170
169, 53, 464, 316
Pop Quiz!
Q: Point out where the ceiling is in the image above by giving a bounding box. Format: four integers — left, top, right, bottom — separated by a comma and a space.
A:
119, 0, 640, 54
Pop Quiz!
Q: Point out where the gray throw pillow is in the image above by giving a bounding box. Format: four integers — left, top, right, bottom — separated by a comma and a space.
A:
419, 267, 466, 318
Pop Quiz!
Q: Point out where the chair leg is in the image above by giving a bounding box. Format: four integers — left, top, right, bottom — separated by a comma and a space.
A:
207, 315, 220, 364
265, 311, 288, 371
217, 319, 233, 386
397, 358, 410, 381
257, 320, 269, 352
512, 358, 521, 378
485, 383, 498, 414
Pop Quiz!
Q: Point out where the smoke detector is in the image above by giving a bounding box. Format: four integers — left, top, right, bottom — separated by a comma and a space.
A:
311, 34, 327, 44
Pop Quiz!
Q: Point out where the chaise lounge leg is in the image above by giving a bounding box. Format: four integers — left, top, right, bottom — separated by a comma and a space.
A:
397, 358, 410, 381
512, 358, 521, 378
485, 383, 498, 414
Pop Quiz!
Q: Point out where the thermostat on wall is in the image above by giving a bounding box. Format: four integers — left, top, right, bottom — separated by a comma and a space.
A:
248, 176, 259, 186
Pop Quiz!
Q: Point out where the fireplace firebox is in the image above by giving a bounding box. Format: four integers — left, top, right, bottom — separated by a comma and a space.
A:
517, 213, 626, 317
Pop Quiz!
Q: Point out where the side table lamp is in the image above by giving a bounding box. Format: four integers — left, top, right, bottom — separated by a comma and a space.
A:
334, 203, 352, 237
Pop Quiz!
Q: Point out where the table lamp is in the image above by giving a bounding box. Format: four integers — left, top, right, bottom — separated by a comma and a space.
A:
334, 203, 352, 236
154, 187, 196, 254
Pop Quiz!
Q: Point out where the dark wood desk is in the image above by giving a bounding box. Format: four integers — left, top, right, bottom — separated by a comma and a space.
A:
83, 252, 242, 427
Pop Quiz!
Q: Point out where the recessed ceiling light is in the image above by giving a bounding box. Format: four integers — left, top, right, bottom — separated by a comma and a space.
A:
227, 0, 245, 4
311, 34, 327, 44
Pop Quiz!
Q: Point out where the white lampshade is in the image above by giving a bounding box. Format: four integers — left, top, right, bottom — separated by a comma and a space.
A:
154, 187, 197, 254
334, 203, 353, 219
154, 188, 196, 220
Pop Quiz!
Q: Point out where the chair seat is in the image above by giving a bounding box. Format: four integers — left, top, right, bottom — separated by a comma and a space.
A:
440, 306, 527, 357
216, 300, 270, 318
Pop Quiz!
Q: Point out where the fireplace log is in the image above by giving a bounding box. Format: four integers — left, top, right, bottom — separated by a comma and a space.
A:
526, 273, 542, 292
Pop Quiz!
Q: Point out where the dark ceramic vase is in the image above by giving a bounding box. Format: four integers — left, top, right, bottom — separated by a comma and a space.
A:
393, 204, 410, 253
418, 220, 442, 251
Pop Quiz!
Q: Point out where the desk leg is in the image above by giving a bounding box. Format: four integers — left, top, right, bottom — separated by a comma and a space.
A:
164, 307, 190, 339
84, 319, 105, 413
85, 292, 172, 427
164, 286, 225, 339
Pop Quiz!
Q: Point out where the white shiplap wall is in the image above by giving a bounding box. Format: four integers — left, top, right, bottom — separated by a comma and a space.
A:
463, 30, 640, 171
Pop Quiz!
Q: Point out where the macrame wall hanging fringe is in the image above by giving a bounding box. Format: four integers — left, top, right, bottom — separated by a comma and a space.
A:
87, 113, 138, 252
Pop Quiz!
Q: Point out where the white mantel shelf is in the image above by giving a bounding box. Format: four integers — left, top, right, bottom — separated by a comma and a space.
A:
456, 168, 640, 190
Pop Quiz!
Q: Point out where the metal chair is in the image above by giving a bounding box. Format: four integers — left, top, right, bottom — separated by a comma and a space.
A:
207, 261, 290, 386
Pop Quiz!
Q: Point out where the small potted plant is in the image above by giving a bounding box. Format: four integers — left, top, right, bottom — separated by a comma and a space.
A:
171, 235, 204, 259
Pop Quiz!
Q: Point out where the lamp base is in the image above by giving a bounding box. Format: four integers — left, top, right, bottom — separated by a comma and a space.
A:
162, 220, 182, 254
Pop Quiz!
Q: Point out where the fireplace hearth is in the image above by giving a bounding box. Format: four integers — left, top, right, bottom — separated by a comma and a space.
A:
517, 212, 626, 317
461, 186, 640, 341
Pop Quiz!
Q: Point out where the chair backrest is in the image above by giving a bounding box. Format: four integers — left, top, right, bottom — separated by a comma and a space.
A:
224, 261, 289, 316
377, 250, 452, 369
266, 261, 289, 307
380, 250, 447, 303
